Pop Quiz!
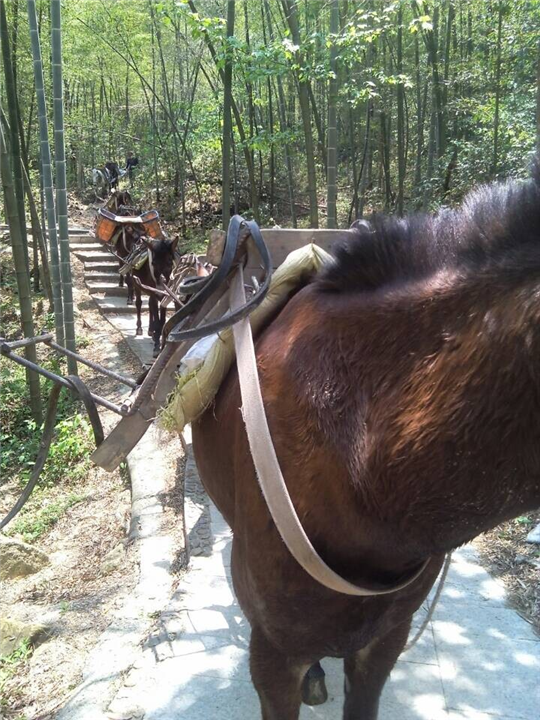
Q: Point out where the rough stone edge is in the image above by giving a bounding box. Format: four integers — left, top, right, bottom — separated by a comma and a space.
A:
56, 423, 179, 720
56, 255, 183, 720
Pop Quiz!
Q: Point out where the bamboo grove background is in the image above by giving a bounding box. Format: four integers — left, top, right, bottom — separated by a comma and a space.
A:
2, 0, 539, 233
0, 0, 538, 428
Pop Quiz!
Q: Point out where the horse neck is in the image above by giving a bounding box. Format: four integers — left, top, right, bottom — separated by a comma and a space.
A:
286, 278, 540, 559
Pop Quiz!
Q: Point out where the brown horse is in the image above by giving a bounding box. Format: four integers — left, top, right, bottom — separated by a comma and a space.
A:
101, 191, 178, 355
193, 162, 540, 719
135, 235, 178, 356
103, 190, 138, 299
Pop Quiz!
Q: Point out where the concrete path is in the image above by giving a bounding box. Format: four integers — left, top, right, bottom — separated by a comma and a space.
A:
70, 232, 155, 366
68, 230, 540, 720
106, 433, 540, 720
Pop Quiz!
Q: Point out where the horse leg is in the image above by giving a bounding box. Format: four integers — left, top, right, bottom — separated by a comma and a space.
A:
135, 288, 143, 336
147, 293, 154, 336
118, 259, 124, 288
156, 306, 166, 353
126, 273, 134, 305
342, 620, 411, 720
150, 298, 163, 358
301, 661, 328, 706
250, 625, 311, 720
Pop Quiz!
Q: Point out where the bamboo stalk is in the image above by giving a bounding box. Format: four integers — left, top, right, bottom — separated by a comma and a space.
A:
0, 0, 28, 270
222, 0, 235, 230
28, 0, 64, 343
326, 0, 339, 228
0, 116, 42, 424
51, 0, 77, 373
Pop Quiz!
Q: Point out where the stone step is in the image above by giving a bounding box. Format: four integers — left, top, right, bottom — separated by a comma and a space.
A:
73, 244, 109, 254
94, 296, 148, 314
0, 224, 89, 235
70, 242, 106, 254
84, 270, 120, 283
69, 234, 95, 244
67, 228, 91, 235
73, 248, 113, 263
85, 260, 120, 273
86, 281, 127, 297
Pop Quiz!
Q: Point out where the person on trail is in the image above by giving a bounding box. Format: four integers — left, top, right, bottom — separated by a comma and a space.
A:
125, 151, 139, 186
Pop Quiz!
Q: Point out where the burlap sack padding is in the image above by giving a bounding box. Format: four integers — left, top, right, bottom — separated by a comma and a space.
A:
162, 243, 332, 433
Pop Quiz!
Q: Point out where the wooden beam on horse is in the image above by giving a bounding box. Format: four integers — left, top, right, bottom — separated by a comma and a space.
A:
207, 227, 356, 271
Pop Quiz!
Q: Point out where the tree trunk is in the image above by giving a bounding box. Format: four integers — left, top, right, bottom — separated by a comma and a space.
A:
222, 0, 235, 230
326, 0, 339, 228
414, 33, 424, 191
21, 159, 52, 304
0, 0, 28, 270
51, 0, 77, 373
537, 39, 540, 152
28, 0, 64, 344
282, 0, 318, 228
0, 117, 42, 424
264, 0, 296, 226
492, 1, 504, 177
396, 6, 405, 215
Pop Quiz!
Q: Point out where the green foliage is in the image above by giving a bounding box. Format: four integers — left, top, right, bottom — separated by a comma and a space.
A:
1, 255, 93, 512
0, 639, 33, 697
7, 490, 87, 543
0, 360, 92, 489
3, 0, 540, 227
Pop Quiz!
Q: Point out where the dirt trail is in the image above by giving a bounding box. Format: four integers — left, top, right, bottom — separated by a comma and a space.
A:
1, 200, 184, 719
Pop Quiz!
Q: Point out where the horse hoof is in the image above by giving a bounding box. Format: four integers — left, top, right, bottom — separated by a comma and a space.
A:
127, 299, 134, 306
136, 328, 143, 336
301, 664, 328, 706
152, 347, 160, 359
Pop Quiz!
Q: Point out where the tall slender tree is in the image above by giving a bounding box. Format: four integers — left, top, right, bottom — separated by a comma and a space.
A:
537, 38, 540, 152
222, 0, 235, 230
27, 0, 64, 344
326, 0, 339, 228
0, 115, 42, 424
51, 0, 77, 373
282, 0, 318, 228
0, 0, 28, 269
492, 1, 504, 177
396, 6, 406, 215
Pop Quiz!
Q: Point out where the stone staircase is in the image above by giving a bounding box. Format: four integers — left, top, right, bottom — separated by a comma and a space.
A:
69, 231, 154, 366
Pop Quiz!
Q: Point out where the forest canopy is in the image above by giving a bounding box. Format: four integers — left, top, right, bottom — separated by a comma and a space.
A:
4, 0, 540, 228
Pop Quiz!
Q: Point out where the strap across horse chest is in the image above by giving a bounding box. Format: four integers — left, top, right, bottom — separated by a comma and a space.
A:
230, 266, 431, 597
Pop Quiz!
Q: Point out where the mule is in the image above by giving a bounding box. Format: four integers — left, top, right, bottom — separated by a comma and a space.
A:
132, 235, 178, 357
92, 162, 124, 197
103, 191, 139, 298
193, 161, 540, 719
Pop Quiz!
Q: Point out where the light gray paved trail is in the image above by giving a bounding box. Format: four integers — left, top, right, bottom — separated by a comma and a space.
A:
107, 434, 540, 720
69, 233, 540, 719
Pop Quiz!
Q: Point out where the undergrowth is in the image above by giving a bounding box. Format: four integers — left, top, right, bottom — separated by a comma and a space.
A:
1, 251, 93, 542
0, 638, 33, 707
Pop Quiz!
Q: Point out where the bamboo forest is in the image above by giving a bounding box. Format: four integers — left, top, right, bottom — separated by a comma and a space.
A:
4, 1, 540, 233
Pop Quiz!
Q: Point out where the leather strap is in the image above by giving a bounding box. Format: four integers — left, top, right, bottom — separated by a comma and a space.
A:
230, 267, 430, 596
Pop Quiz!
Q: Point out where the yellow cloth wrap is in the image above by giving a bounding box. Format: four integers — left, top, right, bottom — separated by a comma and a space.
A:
161, 243, 333, 433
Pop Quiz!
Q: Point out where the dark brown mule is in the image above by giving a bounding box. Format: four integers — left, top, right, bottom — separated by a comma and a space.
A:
103, 190, 138, 299
193, 163, 540, 719
132, 235, 179, 356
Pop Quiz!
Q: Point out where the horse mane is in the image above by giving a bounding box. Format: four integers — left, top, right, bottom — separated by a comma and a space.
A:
317, 156, 540, 293
147, 235, 177, 261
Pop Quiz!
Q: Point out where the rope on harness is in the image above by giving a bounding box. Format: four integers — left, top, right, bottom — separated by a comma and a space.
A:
404, 552, 453, 651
